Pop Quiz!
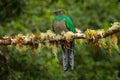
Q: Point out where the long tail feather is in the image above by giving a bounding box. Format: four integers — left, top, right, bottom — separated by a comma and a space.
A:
62, 45, 68, 71
61, 40, 74, 71
68, 41, 74, 70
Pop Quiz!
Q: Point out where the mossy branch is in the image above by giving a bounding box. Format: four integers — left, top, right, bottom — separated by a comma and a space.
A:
95, 22, 120, 39
0, 22, 120, 46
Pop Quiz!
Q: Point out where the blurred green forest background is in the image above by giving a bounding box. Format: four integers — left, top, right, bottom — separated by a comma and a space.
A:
0, 0, 120, 80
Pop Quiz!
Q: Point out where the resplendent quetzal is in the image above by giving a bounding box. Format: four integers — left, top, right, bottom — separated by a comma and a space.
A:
52, 9, 75, 71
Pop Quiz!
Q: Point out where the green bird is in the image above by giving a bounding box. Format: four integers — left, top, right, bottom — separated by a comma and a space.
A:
52, 10, 75, 71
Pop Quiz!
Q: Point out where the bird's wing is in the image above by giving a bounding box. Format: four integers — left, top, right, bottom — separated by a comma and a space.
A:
65, 16, 75, 32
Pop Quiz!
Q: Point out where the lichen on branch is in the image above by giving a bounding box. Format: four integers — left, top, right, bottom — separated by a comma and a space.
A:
0, 22, 120, 48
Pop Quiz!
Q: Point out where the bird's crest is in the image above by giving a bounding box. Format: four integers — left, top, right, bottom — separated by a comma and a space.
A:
53, 9, 67, 15
60, 9, 67, 14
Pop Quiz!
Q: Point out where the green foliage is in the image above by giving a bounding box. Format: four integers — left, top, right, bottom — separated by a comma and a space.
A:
0, 0, 26, 22
0, 0, 120, 80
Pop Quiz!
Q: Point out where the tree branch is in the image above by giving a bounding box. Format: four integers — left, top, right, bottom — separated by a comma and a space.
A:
0, 22, 120, 46
95, 23, 120, 39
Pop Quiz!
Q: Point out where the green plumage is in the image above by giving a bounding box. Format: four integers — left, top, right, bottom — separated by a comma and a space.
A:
52, 10, 75, 71
52, 15, 75, 33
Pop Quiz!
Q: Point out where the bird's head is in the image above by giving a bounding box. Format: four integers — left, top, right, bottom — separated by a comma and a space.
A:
53, 9, 66, 16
